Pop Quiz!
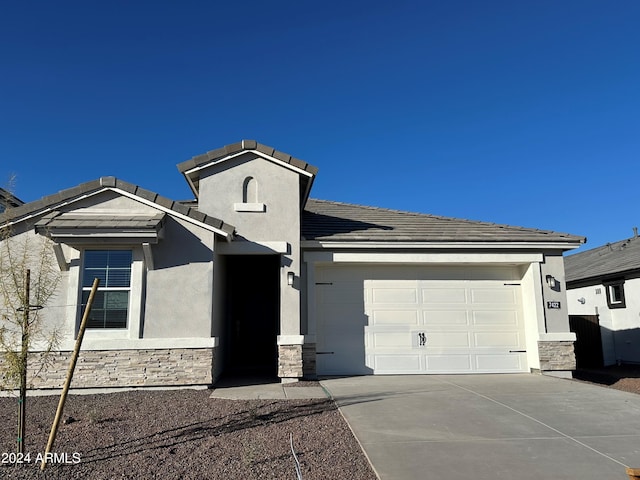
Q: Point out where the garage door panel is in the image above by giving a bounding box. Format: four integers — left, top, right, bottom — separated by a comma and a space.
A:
426, 355, 472, 372
373, 354, 422, 373
472, 310, 519, 325
316, 265, 527, 375
372, 332, 413, 348
422, 287, 467, 304
423, 310, 469, 325
474, 332, 522, 348
427, 331, 471, 347
475, 354, 524, 371
471, 288, 518, 304
372, 287, 418, 304
371, 310, 419, 325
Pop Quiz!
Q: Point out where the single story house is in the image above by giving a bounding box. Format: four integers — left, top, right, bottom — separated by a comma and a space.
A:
0, 140, 585, 388
565, 230, 640, 366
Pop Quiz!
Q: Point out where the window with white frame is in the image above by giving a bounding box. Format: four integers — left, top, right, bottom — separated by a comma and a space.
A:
81, 250, 132, 328
604, 280, 626, 309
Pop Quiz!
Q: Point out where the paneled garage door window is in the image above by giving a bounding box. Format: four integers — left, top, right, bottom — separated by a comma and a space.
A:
81, 250, 132, 328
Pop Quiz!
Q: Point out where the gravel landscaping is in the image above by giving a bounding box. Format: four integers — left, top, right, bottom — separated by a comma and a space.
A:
3, 366, 638, 479
0, 388, 377, 479
573, 364, 640, 395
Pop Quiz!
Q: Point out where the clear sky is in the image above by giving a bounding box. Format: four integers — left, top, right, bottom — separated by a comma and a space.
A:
2, 1, 639, 252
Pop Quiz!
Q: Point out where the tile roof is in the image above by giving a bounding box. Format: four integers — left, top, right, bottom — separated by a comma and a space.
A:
0, 187, 24, 212
34, 211, 165, 231
302, 199, 585, 245
0, 177, 235, 237
565, 235, 640, 283
177, 139, 318, 176
177, 140, 318, 203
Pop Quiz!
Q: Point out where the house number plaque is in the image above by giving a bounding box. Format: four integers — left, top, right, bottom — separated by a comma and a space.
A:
547, 301, 561, 309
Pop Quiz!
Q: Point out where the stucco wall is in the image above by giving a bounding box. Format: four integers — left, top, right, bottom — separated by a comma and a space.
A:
196, 153, 302, 336
143, 216, 215, 338
540, 252, 572, 333
1, 190, 220, 355
0, 225, 67, 348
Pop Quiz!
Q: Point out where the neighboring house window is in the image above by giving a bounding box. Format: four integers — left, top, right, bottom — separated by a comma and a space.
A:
82, 250, 132, 328
604, 280, 626, 309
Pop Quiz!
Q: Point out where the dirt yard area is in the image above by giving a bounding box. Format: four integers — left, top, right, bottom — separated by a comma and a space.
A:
0, 389, 377, 479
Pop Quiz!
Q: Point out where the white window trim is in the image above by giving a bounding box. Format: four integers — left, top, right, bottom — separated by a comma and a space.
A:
69, 247, 144, 340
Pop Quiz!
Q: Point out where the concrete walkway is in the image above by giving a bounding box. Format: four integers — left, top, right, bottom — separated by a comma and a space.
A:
320, 374, 640, 480
209, 378, 328, 400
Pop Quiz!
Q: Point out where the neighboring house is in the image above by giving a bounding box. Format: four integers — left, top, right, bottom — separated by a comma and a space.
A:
0, 140, 585, 389
565, 231, 640, 366
0, 187, 24, 213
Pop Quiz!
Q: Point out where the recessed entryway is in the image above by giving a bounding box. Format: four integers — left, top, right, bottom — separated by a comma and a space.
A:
224, 255, 280, 376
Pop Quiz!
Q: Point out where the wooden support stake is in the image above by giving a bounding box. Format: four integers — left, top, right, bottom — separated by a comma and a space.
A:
40, 278, 100, 471
17, 269, 30, 454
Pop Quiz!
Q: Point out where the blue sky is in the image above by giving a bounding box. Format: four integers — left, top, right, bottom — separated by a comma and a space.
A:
2, 1, 639, 252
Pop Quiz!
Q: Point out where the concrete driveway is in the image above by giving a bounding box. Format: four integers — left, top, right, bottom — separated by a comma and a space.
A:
320, 374, 640, 480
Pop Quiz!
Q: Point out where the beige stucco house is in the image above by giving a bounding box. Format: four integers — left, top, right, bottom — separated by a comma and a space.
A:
0, 140, 585, 388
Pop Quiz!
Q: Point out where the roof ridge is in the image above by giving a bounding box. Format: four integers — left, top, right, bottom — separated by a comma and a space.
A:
178, 139, 319, 176
307, 198, 581, 238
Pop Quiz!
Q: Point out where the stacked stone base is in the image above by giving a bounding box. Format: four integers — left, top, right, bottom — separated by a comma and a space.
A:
2, 348, 215, 389
278, 345, 303, 379
302, 343, 316, 379
538, 341, 576, 371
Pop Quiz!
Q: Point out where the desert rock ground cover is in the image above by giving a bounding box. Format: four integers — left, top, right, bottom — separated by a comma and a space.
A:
0, 389, 377, 479
2, 366, 639, 479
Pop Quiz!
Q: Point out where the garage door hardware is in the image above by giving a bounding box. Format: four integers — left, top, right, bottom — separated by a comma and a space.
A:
316, 351, 334, 355
418, 332, 427, 346
509, 350, 526, 353
315, 282, 333, 285
504, 283, 521, 286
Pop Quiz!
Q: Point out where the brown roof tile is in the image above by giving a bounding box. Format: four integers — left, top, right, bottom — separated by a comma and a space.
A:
0, 177, 235, 237
302, 199, 585, 245
565, 235, 640, 284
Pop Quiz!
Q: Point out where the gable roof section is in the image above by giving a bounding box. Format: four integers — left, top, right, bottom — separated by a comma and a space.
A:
0, 187, 24, 213
565, 235, 640, 284
302, 199, 585, 247
177, 140, 318, 205
0, 177, 235, 239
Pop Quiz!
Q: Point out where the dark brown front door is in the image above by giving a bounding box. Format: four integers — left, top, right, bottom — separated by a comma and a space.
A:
569, 315, 604, 368
225, 255, 280, 375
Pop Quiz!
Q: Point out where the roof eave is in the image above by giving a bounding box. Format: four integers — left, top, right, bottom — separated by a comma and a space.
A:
301, 240, 584, 250
2, 180, 236, 241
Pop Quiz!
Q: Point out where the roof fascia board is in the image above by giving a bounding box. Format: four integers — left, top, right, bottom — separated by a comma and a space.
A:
183, 149, 315, 179
567, 268, 640, 288
301, 241, 583, 250
112, 188, 233, 239
303, 251, 544, 264
5, 187, 233, 240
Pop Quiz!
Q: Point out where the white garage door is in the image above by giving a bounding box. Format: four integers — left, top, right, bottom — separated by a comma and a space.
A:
315, 265, 528, 375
